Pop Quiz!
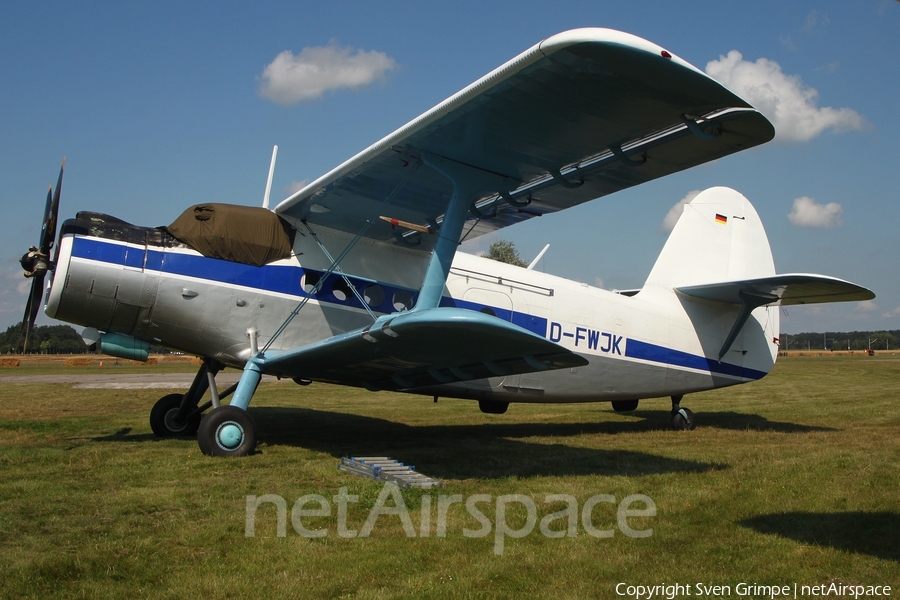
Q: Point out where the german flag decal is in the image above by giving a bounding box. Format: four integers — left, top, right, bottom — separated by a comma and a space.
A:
715, 213, 728, 224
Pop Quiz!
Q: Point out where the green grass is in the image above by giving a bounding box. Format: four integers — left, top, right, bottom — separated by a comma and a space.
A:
1, 356, 898, 598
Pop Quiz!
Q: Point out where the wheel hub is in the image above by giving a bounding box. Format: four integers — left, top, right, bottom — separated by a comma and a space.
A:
216, 422, 244, 450
163, 408, 187, 433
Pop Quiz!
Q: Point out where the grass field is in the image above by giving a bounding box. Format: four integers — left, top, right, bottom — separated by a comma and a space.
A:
1, 356, 898, 598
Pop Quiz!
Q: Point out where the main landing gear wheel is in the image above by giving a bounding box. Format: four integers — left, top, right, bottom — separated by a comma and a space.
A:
197, 406, 257, 457
150, 393, 201, 436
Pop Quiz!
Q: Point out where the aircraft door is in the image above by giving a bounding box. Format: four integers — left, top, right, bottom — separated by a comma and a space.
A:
463, 288, 513, 321
461, 288, 514, 392
462, 288, 545, 395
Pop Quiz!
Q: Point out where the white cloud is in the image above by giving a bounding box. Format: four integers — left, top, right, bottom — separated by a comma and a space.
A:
259, 43, 397, 106
855, 300, 878, 313
787, 196, 843, 228
705, 51, 865, 142
881, 306, 900, 319
802, 10, 830, 34
284, 179, 309, 195
0, 260, 29, 325
660, 190, 701, 233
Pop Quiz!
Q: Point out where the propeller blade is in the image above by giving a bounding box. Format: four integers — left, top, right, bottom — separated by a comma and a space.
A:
38, 186, 52, 251
20, 273, 45, 354
40, 158, 65, 256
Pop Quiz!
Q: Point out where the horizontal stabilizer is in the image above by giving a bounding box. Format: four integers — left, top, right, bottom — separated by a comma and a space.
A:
259, 308, 587, 390
676, 273, 875, 306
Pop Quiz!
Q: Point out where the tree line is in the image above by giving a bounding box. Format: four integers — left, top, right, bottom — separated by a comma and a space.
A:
0, 323, 177, 355
0, 323, 88, 354
780, 330, 897, 351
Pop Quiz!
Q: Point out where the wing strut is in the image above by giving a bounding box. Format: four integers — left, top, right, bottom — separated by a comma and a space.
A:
302, 221, 379, 321
415, 152, 518, 310
228, 161, 422, 411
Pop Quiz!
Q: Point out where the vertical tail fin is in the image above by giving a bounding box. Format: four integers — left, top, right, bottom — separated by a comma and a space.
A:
644, 186, 775, 290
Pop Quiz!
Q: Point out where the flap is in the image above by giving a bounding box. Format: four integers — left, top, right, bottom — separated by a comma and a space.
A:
274, 28, 774, 249
258, 307, 587, 390
676, 273, 875, 306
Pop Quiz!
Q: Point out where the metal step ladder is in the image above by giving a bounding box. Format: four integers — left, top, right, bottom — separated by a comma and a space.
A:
338, 456, 442, 489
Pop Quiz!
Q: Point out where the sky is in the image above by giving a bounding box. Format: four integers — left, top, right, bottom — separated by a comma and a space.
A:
1, 1, 898, 336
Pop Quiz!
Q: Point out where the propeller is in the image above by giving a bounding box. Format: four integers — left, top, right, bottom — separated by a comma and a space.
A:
19, 158, 65, 353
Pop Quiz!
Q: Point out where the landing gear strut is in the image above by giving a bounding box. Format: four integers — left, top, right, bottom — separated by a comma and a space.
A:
149, 359, 239, 439
670, 395, 696, 430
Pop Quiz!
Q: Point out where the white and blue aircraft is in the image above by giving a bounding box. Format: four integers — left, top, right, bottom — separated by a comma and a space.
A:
21, 28, 873, 457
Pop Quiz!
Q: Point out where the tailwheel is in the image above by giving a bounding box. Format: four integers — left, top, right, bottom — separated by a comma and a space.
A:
671, 407, 696, 430
670, 395, 696, 431
198, 406, 257, 457
150, 393, 201, 437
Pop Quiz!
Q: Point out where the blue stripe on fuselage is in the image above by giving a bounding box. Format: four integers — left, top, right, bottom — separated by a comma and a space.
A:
69, 235, 764, 380
69, 236, 549, 336
625, 338, 767, 380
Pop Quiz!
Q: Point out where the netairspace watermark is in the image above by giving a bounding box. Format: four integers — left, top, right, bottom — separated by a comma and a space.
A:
616, 582, 892, 599
245, 483, 656, 555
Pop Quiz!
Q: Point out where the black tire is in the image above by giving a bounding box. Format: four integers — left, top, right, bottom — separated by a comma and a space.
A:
150, 393, 201, 437
197, 406, 257, 457
478, 400, 509, 414
671, 407, 696, 431
611, 399, 639, 412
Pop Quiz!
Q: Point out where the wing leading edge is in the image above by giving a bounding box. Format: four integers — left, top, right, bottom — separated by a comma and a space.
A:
275, 28, 775, 249
258, 308, 588, 391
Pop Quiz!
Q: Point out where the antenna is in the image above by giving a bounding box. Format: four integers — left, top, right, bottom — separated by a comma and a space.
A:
527, 244, 550, 270
262, 145, 278, 209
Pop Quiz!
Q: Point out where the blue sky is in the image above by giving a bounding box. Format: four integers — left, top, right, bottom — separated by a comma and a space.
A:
1, 1, 898, 335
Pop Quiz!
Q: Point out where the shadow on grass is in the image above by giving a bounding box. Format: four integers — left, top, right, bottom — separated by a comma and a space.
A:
651, 410, 837, 433
91, 405, 829, 478
740, 512, 900, 562
91, 409, 726, 477
92, 427, 186, 443
245, 407, 728, 479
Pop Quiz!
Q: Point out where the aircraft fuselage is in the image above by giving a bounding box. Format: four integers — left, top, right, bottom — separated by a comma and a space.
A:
46, 210, 778, 405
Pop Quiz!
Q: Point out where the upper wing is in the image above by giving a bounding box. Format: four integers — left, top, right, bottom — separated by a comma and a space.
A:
676, 274, 876, 306
275, 28, 774, 249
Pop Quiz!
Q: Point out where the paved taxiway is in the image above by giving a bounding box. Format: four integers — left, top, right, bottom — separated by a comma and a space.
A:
0, 372, 286, 389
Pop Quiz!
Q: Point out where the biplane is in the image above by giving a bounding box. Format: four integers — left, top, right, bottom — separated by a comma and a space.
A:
20, 28, 873, 456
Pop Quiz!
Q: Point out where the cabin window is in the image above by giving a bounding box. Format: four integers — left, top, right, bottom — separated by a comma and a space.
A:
364, 284, 385, 308
332, 278, 352, 302
301, 271, 320, 295
392, 289, 413, 312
